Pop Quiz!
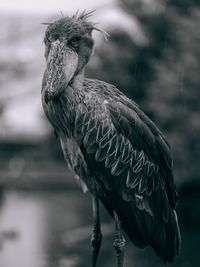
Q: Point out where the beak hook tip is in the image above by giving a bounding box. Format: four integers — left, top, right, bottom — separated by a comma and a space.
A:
44, 91, 53, 104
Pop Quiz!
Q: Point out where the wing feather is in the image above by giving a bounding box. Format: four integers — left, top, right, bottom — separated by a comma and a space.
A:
73, 83, 180, 261
75, 98, 175, 215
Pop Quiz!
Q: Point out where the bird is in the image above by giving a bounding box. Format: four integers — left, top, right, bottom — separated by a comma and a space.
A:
41, 10, 181, 267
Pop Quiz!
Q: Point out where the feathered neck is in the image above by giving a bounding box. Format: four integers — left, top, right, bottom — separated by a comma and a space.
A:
70, 68, 85, 90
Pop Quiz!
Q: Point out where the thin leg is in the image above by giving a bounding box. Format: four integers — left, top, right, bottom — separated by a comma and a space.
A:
113, 211, 126, 267
91, 194, 102, 267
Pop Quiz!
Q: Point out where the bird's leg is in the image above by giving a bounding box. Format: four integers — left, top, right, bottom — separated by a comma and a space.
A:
113, 211, 126, 267
91, 194, 102, 267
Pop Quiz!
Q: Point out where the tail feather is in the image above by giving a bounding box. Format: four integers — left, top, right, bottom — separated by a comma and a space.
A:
101, 193, 181, 262
151, 209, 181, 262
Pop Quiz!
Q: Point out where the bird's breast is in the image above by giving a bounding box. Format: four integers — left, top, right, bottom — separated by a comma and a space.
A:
59, 136, 99, 193
42, 91, 75, 137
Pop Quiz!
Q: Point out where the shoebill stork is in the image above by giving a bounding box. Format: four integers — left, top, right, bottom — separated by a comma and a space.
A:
41, 11, 181, 267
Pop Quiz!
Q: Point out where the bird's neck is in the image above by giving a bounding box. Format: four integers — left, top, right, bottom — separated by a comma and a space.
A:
71, 68, 85, 90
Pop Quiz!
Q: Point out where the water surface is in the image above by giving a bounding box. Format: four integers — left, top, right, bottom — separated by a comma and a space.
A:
0, 189, 198, 267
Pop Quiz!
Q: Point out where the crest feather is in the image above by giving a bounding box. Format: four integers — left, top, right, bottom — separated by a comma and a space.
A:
76, 9, 96, 20
93, 26, 110, 41
41, 10, 110, 41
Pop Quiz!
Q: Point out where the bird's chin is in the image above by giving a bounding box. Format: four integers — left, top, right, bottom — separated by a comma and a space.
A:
44, 87, 64, 104
44, 91, 54, 104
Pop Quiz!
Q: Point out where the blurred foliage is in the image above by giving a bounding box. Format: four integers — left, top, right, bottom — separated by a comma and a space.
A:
87, 0, 200, 185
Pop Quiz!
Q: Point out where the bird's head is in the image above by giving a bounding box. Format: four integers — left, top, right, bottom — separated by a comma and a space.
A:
42, 11, 104, 103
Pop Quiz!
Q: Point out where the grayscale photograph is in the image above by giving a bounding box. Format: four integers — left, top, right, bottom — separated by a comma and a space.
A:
0, 0, 199, 267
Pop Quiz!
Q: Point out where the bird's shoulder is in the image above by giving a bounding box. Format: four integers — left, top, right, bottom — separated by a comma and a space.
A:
83, 78, 136, 102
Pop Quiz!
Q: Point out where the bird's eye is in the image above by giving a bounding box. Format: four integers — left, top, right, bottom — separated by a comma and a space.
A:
68, 37, 80, 50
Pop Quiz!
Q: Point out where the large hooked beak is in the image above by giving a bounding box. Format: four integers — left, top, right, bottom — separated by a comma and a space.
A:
44, 40, 78, 103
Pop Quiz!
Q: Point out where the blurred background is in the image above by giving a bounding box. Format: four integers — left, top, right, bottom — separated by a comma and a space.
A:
0, 0, 200, 266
